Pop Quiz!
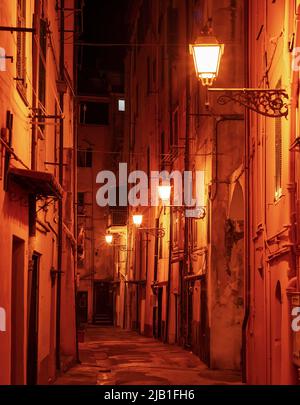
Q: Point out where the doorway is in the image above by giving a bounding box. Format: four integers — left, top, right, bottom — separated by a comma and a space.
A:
199, 278, 210, 365
271, 281, 282, 384
27, 253, 40, 385
11, 236, 25, 385
186, 283, 193, 348
93, 282, 113, 325
77, 291, 88, 324
157, 287, 163, 339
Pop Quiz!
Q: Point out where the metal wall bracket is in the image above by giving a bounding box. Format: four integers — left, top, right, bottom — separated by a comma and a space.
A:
139, 227, 165, 238
208, 88, 289, 118
0, 55, 13, 63
0, 26, 35, 33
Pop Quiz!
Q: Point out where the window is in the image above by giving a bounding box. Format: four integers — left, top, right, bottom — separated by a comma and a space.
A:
160, 45, 165, 87
168, 7, 179, 59
118, 99, 125, 111
136, 85, 139, 116
172, 108, 179, 147
79, 102, 109, 125
77, 192, 85, 215
147, 57, 151, 94
77, 148, 93, 168
16, 0, 27, 99
153, 58, 157, 84
147, 57, 157, 94
158, 13, 163, 37
137, 0, 150, 44
160, 131, 165, 170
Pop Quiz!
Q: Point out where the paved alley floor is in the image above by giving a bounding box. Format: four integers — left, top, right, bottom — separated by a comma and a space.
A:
55, 326, 242, 385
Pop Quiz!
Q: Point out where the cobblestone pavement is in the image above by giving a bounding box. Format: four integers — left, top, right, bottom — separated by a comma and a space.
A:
55, 326, 242, 385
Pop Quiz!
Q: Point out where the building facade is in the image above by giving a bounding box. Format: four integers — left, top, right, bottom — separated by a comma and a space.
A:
76, 83, 126, 327
120, 0, 245, 370
117, 0, 300, 385
0, 0, 77, 384
246, 0, 299, 384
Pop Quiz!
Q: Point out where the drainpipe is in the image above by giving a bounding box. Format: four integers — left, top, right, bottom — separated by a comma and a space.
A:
56, 0, 65, 371
242, 0, 250, 384
183, 0, 191, 346
165, 0, 175, 344
165, 206, 172, 343
153, 217, 160, 283
73, 23, 80, 364
289, 5, 300, 290
31, 0, 39, 170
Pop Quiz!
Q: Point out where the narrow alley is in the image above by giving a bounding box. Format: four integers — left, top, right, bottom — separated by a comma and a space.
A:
1, 0, 300, 392
55, 326, 241, 386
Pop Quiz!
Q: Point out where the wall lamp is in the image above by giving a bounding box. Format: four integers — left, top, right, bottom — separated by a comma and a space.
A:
157, 185, 205, 219
190, 36, 289, 118
105, 233, 113, 244
105, 233, 131, 251
158, 185, 172, 203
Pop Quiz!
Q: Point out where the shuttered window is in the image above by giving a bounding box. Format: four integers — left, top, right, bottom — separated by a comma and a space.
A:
167, 7, 179, 60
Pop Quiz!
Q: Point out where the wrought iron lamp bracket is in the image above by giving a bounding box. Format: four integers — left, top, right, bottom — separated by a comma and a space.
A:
119, 245, 133, 252
139, 227, 165, 238
208, 88, 289, 118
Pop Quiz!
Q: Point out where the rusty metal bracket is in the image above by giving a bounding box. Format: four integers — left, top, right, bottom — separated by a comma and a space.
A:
139, 227, 165, 238
209, 88, 289, 118
0, 26, 35, 33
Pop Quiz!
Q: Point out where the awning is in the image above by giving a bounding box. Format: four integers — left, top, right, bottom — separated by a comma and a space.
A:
8, 167, 63, 198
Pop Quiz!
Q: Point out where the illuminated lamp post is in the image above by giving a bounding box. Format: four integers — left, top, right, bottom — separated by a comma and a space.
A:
190, 36, 288, 118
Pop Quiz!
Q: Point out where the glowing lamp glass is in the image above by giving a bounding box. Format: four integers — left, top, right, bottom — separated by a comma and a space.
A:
105, 234, 113, 244
133, 214, 143, 226
158, 185, 171, 202
190, 39, 224, 86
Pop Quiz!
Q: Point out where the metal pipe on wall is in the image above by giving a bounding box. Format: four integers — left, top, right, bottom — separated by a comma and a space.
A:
289, 4, 300, 290
183, 0, 191, 346
56, 0, 65, 371
242, 0, 250, 384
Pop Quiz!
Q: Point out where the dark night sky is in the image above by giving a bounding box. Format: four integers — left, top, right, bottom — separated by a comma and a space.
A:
77, 0, 130, 94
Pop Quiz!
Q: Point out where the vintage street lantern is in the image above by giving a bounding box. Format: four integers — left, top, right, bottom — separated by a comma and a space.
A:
189, 36, 224, 86
132, 214, 143, 227
105, 233, 113, 244
158, 185, 171, 203
189, 36, 288, 118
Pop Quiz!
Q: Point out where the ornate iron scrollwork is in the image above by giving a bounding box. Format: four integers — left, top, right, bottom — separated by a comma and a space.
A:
209, 88, 289, 118
140, 227, 165, 238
